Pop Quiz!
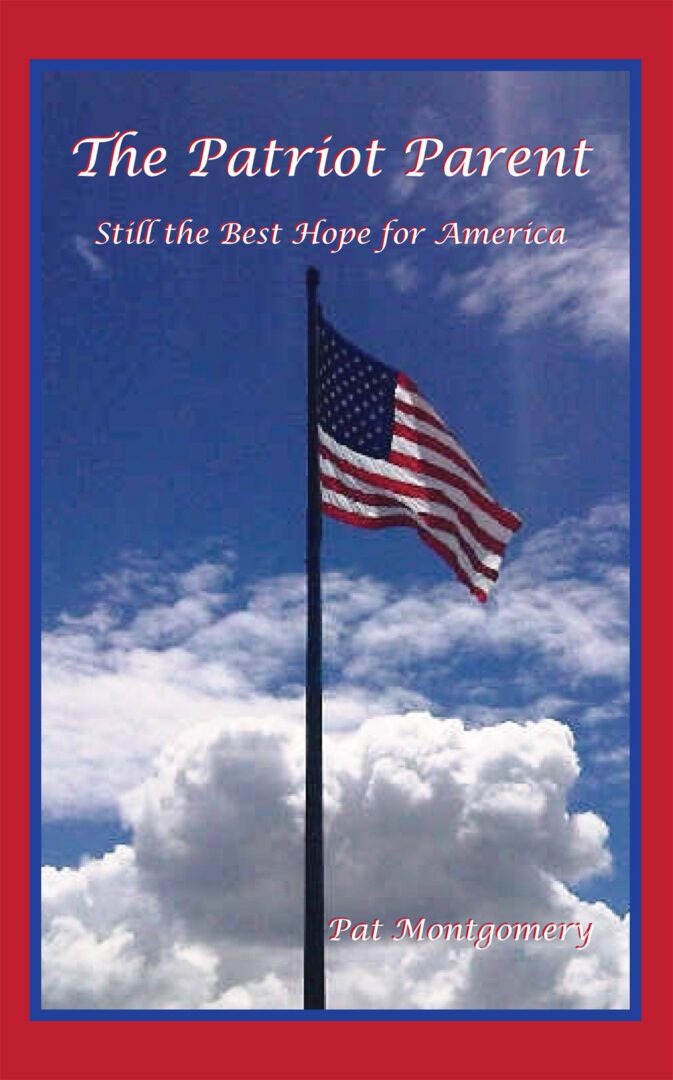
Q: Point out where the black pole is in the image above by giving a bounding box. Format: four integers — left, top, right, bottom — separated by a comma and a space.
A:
304, 266, 325, 1010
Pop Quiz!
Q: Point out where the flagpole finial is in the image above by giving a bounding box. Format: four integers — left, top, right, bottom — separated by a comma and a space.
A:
306, 266, 320, 290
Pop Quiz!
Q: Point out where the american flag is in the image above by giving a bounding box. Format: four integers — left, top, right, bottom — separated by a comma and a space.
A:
317, 315, 522, 602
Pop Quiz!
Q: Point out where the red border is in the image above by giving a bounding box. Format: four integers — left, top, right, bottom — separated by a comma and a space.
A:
2, 3, 672, 1078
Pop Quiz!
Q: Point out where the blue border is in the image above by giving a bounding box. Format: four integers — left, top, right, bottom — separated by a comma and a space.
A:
628, 57, 642, 1020
38, 1008, 633, 1022
30, 58, 637, 70
30, 60, 44, 1026
30, 57, 642, 1023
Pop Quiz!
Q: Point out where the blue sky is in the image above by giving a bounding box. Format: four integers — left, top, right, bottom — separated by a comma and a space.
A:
39, 66, 632, 1010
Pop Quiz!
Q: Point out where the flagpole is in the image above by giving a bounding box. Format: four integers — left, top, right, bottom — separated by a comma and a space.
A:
304, 266, 325, 1010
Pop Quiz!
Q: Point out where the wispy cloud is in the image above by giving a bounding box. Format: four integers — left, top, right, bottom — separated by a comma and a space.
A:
42, 500, 628, 820
385, 76, 629, 349
73, 234, 107, 277
385, 259, 419, 294
440, 185, 628, 346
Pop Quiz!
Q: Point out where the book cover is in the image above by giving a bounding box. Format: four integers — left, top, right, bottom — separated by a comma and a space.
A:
1, 3, 671, 1079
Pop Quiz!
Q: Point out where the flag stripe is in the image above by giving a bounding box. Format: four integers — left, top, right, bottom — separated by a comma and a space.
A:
395, 381, 459, 437
388, 448, 522, 532
319, 428, 516, 547
394, 387, 486, 482
320, 469, 501, 582
391, 429, 491, 500
319, 433, 512, 555
391, 419, 488, 493
320, 456, 502, 576
321, 496, 490, 602
319, 441, 507, 557
394, 394, 450, 435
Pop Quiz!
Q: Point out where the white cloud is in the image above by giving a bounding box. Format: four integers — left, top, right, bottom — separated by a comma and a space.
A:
444, 85, 630, 346
442, 212, 628, 346
385, 259, 420, 294
344, 501, 629, 686
387, 76, 629, 349
42, 501, 628, 820
40, 498, 630, 1009
42, 712, 628, 1010
42, 848, 223, 1009
73, 234, 107, 277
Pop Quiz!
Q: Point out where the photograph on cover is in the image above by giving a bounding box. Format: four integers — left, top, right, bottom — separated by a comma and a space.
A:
38, 64, 633, 1013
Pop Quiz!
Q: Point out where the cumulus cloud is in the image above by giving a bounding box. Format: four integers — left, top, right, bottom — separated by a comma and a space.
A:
41, 500, 630, 1009
43, 848, 224, 1009
43, 713, 628, 1010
